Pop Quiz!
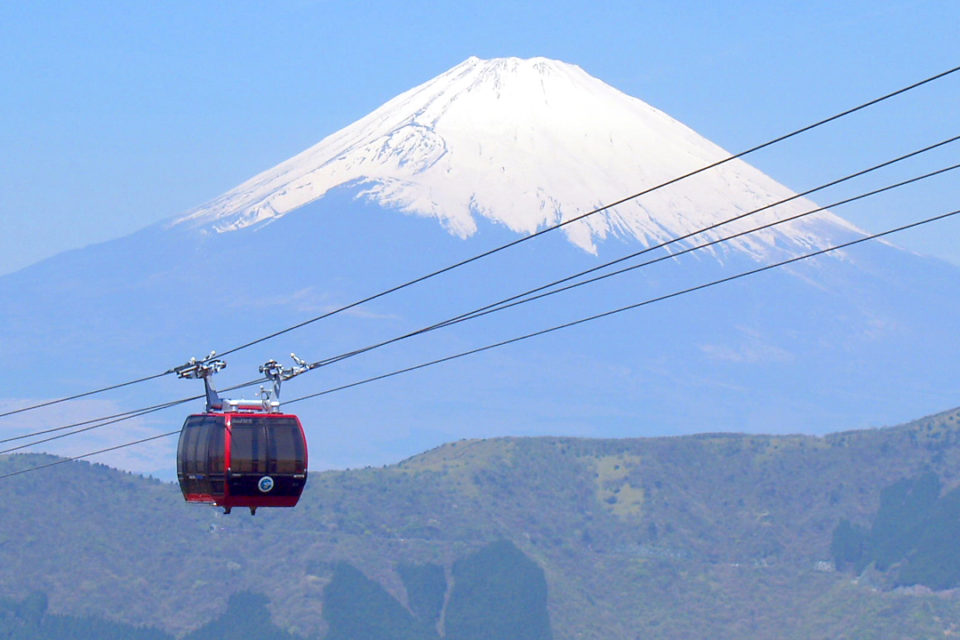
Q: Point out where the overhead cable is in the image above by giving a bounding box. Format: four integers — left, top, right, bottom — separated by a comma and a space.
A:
0, 400, 192, 456
0, 377, 267, 455
3, 205, 958, 481
208, 64, 960, 361
4, 150, 957, 452
1, 63, 955, 420
0, 430, 181, 480
0, 396, 202, 445
0, 372, 170, 420
405, 162, 960, 336
289, 139, 960, 372
284, 206, 960, 405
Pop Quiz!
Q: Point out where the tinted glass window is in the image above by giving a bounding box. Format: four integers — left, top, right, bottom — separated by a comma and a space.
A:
179, 416, 208, 474
271, 423, 306, 474
228, 416, 304, 474
177, 421, 194, 476
230, 417, 267, 473
206, 423, 225, 473
178, 415, 226, 495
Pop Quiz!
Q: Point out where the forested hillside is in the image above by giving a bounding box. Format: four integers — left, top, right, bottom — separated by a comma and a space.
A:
3, 408, 960, 638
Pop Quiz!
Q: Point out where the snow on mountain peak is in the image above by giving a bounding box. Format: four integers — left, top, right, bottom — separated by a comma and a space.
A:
172, 56, 859, 258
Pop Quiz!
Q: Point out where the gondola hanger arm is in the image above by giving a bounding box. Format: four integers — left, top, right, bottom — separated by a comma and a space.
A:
174, 352, 226, 411
258, 353, 310, 405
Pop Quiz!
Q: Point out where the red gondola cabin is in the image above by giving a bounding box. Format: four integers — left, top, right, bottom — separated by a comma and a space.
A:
177, 404, 308, 514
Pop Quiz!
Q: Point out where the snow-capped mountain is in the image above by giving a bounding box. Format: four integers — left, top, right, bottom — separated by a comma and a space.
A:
174, 56, 858, 260
0, 57, 957, 477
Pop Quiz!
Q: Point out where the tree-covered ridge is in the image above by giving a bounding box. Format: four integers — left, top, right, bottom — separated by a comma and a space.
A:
0, 544, 551, 640
3, 409, 960, 638
0, 589, 303, 640
445, 541, 552, 640
182, 592, 302, 640
0, 591, 171, 640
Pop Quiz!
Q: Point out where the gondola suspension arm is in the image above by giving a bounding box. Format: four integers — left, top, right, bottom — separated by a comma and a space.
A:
173, 352, 226, 412
257, 354, 309, 411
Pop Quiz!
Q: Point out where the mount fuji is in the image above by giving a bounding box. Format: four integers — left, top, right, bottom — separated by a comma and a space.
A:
1, 57, 958, 476
175, 56, 858, 258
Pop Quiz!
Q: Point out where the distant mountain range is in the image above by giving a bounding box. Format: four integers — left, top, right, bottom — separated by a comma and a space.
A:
0, 56, 958, 476
2, 409, 960, 639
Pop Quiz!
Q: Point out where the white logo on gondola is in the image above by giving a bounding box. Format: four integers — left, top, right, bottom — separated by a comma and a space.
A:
258, 476, 275, 493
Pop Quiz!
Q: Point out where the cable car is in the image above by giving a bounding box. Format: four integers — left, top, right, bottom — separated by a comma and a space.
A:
175, 356, 308, 514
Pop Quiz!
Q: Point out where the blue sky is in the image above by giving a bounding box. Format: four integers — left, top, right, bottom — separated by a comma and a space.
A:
1, 0, 957, 275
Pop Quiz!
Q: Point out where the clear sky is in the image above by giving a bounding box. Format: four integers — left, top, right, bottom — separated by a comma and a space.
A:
1, 0, 957, 275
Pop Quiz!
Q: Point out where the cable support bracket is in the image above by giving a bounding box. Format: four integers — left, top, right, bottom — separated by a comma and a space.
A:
175, 352, 226, 411
258, 354, 309, 406
173, 352, 226, 379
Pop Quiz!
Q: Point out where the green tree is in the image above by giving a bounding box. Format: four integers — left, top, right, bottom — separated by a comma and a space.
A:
324, 563, 438, 640
182, 592, 297, 640
830, 519, 869, 572
445, 541, 552, 640
398, 562, 447, 626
